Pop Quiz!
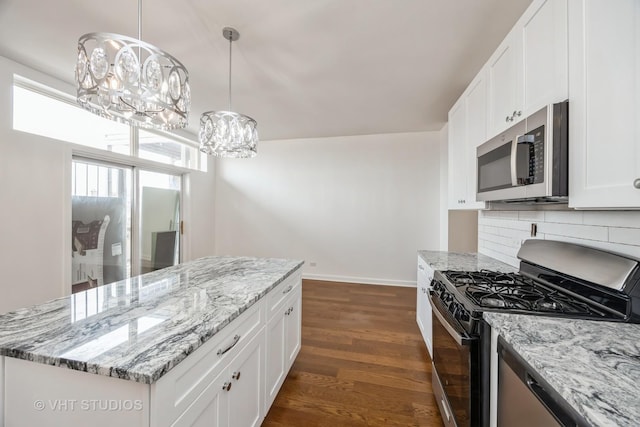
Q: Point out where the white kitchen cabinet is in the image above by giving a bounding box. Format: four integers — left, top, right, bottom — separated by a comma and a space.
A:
521, 0, 568, 117
416, 256, 434, 358
2, 272, 303, 427
568, 0, 640, 209
448, 70, 487, 210
171, 368, 227, 427
448, 98, 469, 209
487, 31, 522, 137
487, 0, 568, 138
265, 286, 302, 412
226, 332, 264, 427
173, 331, 265, 427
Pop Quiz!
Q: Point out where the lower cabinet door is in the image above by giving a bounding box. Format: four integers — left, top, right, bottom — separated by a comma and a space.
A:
227, 331, 265, 427
171, 370, 228, 427
285, 290, 302, 367
265, 310, 286, 411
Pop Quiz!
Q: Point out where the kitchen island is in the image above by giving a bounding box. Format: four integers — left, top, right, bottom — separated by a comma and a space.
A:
0, 256, 303, 427
485, 312, 640, 427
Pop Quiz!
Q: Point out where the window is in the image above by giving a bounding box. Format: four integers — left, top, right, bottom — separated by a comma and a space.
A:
12, 76, 206, 171
13, 84, 130, 154
12, 76, 198, 293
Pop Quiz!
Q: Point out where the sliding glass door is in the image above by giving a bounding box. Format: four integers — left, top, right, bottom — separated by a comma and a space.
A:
138, 171, 181, 274
71, 159, 182, 293
71, 160, 132, 293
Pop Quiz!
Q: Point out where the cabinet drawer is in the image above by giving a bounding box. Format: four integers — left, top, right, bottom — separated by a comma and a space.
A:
267, 271, 301, 320
152, 301, 264, 427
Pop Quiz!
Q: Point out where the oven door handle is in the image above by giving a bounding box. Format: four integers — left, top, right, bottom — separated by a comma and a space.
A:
429, 295, 474, 346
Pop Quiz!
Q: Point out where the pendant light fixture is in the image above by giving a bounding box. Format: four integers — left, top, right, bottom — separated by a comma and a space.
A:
199, 27, 258, 158
75, 0, 190, 130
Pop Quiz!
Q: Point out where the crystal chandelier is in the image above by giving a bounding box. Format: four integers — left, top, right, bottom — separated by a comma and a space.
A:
199, 27, 258, 158
75, 0, 190, 130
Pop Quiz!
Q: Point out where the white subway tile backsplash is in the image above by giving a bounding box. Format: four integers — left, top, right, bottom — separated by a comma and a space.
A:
537, 222, 608, 241
583, 211, 640, 228
609, 227, 640, 246
478, 210, 640, 265
518, 211, 545, 221
480, 217, 532, 231
544, 211, 584, 224
482, 210, 520, 219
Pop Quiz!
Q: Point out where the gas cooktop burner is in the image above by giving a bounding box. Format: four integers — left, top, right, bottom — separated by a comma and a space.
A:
443, 270, 601, 315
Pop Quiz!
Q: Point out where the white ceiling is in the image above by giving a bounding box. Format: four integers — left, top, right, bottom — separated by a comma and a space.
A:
0, 0, 532, 141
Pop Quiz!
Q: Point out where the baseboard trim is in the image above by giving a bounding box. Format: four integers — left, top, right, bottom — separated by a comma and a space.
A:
302, 273, 416, 288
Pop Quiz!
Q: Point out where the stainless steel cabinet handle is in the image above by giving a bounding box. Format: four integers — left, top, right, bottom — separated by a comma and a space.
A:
232, 371, 241, 380
634, 178, 640, 189
418, 265, 425, 271
217, 334, 241, 356
515, 110, 522, 117
222, 382, 232, 391
282, 284, 293, 294
505, 115, 511, 122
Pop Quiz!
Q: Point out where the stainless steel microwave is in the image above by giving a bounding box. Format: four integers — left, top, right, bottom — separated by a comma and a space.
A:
476, 101, 568, 203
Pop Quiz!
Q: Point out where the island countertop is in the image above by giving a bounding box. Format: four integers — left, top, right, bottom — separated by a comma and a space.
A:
0, 256, 303, 384
485, 312, 640, 427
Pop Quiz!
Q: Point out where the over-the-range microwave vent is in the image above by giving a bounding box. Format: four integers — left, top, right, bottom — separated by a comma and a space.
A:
485, 197, 569, 211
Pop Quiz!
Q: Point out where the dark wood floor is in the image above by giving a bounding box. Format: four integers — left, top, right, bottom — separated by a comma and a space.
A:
262, 279, 444, 427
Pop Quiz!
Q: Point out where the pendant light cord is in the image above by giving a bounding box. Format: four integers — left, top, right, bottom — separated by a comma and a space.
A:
228, 33, 233, 111
138, 0, 142, 40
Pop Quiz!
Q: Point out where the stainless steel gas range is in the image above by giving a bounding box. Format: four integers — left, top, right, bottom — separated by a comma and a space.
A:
429, 239, 640, 427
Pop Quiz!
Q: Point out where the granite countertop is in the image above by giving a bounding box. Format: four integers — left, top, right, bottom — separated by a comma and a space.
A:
418, 250, 517, 273
0, 256, 303, 384
485, 313, 640, 427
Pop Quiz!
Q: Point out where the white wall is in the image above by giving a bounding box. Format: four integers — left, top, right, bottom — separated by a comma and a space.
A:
478, 210, 640, 267
0, 56, 216, 314
213, 131, 441, 286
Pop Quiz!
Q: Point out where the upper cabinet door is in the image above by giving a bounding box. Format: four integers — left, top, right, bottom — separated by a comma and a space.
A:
568, 0, 640, 208
521, 0, 569, 116
448, 99, 469, 210
465, 71, 488, 208
487, 31, 523, 137
487, 0, 568, 139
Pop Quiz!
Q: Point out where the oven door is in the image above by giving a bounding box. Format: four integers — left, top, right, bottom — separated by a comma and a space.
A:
430, 294, 477, 427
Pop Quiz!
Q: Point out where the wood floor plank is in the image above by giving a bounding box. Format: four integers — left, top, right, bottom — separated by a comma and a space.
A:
262, 280, 443, 427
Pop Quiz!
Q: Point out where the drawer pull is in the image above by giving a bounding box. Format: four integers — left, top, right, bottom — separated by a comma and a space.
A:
418, 265, 425, 271
232, 371, 241, 380
222, 382, 232, 391
282, 285, 293, 294
634, 178, 640, 189
217, 334, 241, 356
